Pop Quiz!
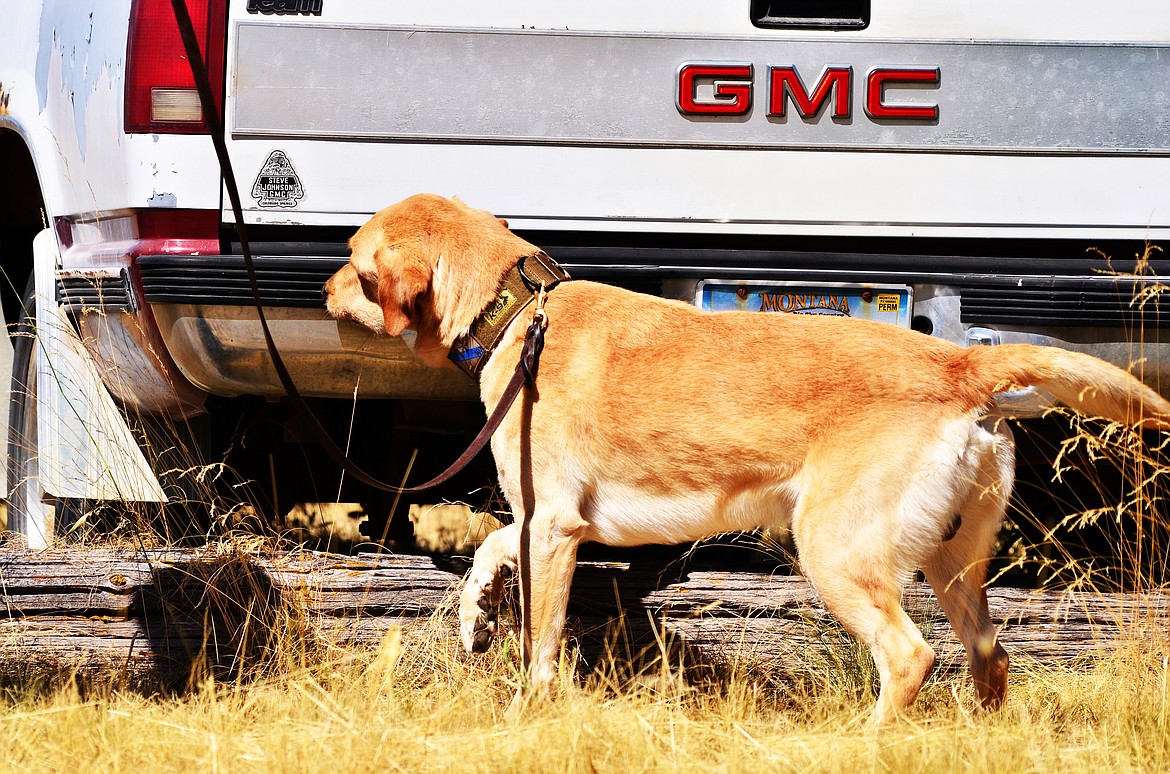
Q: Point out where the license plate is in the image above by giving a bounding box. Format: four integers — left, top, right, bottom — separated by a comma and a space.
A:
696, 281, 913, 327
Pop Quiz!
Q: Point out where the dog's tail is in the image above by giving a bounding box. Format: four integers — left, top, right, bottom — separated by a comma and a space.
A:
965, 344, 1170, 430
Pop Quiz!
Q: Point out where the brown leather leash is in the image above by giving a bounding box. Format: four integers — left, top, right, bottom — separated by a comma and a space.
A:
169, 0, 543, 495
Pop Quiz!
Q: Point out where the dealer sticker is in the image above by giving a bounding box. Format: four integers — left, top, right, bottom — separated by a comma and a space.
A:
252, 150, 304, 209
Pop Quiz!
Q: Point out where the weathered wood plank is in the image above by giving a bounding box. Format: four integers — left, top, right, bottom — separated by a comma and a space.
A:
0, 547, 1164, 687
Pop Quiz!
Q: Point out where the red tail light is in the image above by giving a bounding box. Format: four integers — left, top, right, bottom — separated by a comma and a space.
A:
125, 0, 226, 134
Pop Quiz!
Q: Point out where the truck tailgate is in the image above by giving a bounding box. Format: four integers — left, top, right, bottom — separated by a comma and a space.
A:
223, 2, 1170, 238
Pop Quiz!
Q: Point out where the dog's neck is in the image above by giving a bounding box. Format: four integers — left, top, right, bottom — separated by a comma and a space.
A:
447, 252, 569, 380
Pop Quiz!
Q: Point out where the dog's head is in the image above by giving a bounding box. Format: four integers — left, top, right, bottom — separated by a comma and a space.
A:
324, 193, 532, 365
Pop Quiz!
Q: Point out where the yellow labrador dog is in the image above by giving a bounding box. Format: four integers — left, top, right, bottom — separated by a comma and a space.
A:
325, 193, 1170, 724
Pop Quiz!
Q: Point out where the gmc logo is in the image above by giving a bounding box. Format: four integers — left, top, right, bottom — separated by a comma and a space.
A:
677, 63, 940, 121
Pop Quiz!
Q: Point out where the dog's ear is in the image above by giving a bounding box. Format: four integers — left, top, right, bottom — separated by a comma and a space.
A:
496, 217, 509, 229
373, 243, 431, 336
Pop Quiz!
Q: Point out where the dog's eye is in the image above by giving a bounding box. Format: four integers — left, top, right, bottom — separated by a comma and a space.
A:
359, 274, 379, 300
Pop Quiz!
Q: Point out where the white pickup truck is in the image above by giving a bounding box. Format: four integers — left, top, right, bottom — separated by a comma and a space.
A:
2, 1, 1168, 547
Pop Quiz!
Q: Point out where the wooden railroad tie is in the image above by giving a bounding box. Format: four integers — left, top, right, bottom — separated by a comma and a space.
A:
0, 547, 1165, 687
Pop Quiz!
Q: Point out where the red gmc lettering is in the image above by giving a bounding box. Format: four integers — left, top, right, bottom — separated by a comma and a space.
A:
677, 63, 939, 122
768, 66, 852, 119
865, 67, 941, 120
676, 63, 754, 115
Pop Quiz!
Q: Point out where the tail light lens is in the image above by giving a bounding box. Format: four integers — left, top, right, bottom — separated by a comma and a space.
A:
125, 0, 226, 133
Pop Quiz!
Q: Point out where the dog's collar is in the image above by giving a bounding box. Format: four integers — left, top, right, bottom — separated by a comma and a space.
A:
448, 251, 570, 380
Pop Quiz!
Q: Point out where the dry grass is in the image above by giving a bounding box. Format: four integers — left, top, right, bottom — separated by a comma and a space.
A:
0, 632, 1168, 773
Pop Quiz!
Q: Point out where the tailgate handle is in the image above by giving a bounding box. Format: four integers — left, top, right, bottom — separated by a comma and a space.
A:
750, 0, 870, 30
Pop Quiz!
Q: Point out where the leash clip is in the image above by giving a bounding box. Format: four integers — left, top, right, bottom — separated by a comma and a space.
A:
521, 283, 550, 387
532, 282, 549, 330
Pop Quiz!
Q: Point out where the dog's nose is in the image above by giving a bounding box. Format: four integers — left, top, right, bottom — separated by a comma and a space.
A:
321, 283, 330, 302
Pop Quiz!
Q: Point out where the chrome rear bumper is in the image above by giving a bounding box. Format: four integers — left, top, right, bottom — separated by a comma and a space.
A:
149, 304, 478, 401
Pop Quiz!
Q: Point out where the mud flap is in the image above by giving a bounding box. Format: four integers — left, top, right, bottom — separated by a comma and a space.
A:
32, 230, 164, 523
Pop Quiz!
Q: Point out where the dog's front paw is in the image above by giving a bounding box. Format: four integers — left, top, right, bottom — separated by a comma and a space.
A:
459, 592, 498, 653
457, 535, 516, 654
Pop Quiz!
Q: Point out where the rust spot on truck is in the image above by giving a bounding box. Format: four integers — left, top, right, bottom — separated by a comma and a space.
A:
0, 81, 10, 115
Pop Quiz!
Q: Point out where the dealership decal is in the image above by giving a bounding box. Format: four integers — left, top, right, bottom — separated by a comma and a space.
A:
252, 150, 304, 209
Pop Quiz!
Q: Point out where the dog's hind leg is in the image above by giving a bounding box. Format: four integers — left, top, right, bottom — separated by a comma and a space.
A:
791, 441, 959, 726
793, 510, 938, 726
459, 523, 519, 653
922, 419, 1013, 710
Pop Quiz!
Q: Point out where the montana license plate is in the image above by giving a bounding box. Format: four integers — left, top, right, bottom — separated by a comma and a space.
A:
697, 281, 913, 327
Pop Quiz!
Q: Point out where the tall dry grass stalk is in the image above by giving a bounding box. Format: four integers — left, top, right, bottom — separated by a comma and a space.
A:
994, 244, 1170, 594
